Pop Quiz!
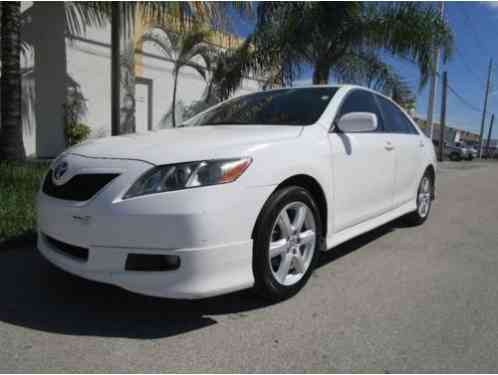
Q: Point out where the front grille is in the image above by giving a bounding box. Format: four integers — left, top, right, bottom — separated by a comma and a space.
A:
42, 170, 119, 201
44, 234, 89, 261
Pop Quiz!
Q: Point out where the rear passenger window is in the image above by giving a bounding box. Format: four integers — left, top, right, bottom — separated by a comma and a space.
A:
377, 96, 418, 135
336, 90, 384, 132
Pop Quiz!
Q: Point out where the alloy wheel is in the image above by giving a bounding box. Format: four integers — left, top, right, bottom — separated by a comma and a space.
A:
418, 176, 432, 218
268, 201, 316, 286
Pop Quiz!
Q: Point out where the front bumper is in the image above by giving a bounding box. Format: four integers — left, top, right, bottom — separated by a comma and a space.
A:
38, 232, 254, 299
37, 153, 275, 299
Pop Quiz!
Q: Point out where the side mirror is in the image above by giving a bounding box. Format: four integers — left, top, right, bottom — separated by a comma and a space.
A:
336, 112, 378, 133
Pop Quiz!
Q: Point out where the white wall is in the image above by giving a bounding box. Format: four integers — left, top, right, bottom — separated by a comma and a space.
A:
66, 37, 112, 138
18, 15, 263, 157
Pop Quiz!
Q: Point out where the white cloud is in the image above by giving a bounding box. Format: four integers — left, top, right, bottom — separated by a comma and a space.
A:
483, 1, 498, 8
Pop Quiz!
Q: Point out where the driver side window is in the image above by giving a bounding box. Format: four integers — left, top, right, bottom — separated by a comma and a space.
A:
335, 90, 384, 133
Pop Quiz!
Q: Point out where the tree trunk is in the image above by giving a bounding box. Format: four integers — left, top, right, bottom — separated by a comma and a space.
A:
111, 2, 121, 136
0, 2, 25, 161
203, 79, 214, 105
312, 60, 331, 85
111, 3, 136, 136
171, 68, 179, 128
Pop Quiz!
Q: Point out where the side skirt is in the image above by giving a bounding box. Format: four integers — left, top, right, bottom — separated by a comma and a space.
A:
324, 200, 417, 251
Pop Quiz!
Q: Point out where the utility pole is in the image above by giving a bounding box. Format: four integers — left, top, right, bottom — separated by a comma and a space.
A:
427, 1, 445, 139
479, 58, 493, 158
438, 71, 448, 162
485, 114, 495, 158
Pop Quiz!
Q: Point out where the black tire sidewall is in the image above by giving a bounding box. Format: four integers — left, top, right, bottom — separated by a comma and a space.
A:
252, 186, 322, 300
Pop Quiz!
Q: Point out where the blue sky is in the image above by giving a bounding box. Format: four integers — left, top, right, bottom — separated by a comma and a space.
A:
232, 2, 498, 137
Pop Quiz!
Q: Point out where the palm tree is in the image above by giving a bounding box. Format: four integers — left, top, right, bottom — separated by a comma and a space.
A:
206, 38, 256, 103
0, 2, 252, 159
253, 2, 454, 86
333, 49, 416, 105
87, 2, 252, 133
141, 26, 214, 127
0, 2, 25, 161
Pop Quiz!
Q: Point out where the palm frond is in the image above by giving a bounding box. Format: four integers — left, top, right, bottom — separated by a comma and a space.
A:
178, 28, 212, 61
64, 2, 253, 38
64, 2, 109, 35
208, 38, 257, 101
140, 28, 177, 59
183, 61, 208, 81
182, 43, 215, 73
334, 50, 398, 91
363, 2, 454, 88
333, 49, 415, 109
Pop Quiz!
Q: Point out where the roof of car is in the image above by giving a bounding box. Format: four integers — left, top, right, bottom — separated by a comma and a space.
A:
267, 84, 398, 105
266, 84, 383, 94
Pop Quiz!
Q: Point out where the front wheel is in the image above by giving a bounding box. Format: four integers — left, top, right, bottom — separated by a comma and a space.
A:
252, 186, 322, 301
403, 173, 433, 226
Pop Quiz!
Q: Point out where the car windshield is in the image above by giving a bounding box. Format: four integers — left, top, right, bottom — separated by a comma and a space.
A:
182, 87, 338, 127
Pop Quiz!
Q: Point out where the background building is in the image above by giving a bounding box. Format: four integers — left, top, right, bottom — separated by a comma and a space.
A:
13, 3, 263, 158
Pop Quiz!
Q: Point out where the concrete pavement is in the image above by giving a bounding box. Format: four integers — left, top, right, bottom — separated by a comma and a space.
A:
1, 161, 498, 372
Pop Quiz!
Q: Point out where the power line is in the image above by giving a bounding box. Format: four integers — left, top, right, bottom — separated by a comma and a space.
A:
447, 83, 483, 113
455, 47, 485, 84
433, 69, 487, 114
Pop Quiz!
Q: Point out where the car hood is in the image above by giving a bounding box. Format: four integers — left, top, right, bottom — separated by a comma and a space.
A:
68, 125, 303, 165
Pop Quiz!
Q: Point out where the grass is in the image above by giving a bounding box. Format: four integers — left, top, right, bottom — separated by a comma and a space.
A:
0, 161, 49, 245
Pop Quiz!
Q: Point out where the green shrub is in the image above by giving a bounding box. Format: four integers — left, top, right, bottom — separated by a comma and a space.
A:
65, 122, 91, 146
0, 161, 49, 244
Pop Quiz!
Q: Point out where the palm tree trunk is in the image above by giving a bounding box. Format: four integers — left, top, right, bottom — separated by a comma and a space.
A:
171, 68, 179, 128
312, 60, 331, 85
0, 2, 25, 161
111, 2, 120, 136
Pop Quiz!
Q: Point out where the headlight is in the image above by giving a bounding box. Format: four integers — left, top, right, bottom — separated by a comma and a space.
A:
123, 158, 252, 199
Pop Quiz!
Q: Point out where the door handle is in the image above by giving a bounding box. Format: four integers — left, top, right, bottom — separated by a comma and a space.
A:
419, 140, 425, 148
385, 141, 395, 151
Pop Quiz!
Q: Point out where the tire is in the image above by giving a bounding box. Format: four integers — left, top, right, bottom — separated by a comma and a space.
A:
403, 173, 433, 226
252, 186, 322, 301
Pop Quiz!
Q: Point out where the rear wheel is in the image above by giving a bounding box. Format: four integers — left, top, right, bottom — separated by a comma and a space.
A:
403, 173, 433, 225
252, 186, 322, 301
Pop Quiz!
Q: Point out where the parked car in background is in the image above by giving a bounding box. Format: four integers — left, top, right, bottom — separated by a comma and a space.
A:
433, 141, 469, 161
455, 141, 477, 160
37, 85, 437, 301
432, 139, 477, 161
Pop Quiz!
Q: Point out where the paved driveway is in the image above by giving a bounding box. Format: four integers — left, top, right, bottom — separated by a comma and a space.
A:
1, 161, 498, 372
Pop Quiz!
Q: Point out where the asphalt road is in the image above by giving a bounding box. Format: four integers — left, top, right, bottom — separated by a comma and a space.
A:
1, 161, 498, 372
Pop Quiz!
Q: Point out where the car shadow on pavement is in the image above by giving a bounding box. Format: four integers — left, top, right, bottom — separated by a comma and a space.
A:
0, 219, 403, 339
318, 220, 397, 267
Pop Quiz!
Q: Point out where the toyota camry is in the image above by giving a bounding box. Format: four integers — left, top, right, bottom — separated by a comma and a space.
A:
37, 85, 436, 300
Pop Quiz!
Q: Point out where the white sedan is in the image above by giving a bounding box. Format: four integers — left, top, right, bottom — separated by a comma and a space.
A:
37, 85, 436, 301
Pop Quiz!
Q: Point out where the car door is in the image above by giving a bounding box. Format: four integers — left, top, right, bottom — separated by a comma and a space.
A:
328, 89, 396, 232
376, 95, 423, 208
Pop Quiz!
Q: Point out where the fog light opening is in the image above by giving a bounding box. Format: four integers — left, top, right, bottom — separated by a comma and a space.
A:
125, 254, 181, 271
